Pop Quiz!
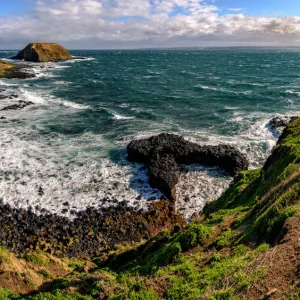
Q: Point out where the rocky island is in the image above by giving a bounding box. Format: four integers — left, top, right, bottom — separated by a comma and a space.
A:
11, 43, 73, 62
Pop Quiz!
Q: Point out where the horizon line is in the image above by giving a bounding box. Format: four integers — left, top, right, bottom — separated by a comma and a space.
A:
2, 45, 300, 51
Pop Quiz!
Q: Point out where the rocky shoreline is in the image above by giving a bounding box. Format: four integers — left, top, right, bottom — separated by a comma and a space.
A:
0, 199, 185, 258
0, 61, 298, 259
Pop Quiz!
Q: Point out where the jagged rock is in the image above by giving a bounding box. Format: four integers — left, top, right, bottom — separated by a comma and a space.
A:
11, 43, 73, 62
269, 116, 298, 130
127, 133, 249, 200
1, 100, 34, 111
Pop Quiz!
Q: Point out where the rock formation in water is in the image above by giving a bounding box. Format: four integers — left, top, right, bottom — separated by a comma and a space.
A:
1, 100, 34, 111
0, 60, 35, 79
11, 43, 73, 62
127, 133, 249, 200
269, 116, 298, 131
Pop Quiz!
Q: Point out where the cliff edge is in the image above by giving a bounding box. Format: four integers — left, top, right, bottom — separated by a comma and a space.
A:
11, 43, 72, 62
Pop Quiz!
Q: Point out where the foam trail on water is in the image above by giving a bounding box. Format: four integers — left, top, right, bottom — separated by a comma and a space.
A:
176, 165, 232, 219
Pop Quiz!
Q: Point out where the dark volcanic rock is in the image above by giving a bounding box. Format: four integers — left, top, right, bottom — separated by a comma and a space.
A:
4, 68, 36, 79
0, 200, 184, 258
269, 116, 298, 130
127, 133, 249, 200
149, 154, 180, 199
1, 100, 34, 111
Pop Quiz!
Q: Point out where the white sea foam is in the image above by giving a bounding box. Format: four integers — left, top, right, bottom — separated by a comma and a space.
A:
176, 165, 232, 219
105, 108, 135, 120
197, 84, 218, 91
0, 128, 160, 217
54, 81, 72, 85
61, 101, 90, 110
197, 85, 252, 95
231, 116, 244, 122
113, 113, 135, 120
0, 80, 18, 86
18, 87, 91, 110
225, 106, 240, 110
19, 88, 46, 105
118, 103, 130, 108
286, 89, 300, 97
67, 57, 95, 63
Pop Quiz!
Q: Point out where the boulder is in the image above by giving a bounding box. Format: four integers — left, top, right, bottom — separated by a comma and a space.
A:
11, 43, 72, 62
127, 133, 249, 200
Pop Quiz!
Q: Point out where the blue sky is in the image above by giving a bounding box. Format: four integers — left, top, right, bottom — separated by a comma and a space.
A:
1, 0, 300, 49
219, 0, 300, 17
0, 0, 33, 16
1, 0, 300, 17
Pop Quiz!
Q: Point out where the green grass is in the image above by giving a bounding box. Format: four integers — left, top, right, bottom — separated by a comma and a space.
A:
25, 251, 49, 267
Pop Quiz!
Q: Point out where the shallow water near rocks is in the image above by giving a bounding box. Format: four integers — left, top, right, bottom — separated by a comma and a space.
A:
0, 48, 299, 219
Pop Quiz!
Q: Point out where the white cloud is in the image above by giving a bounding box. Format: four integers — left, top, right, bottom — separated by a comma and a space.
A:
1, 0, 300, 49
228, 8, 243, 12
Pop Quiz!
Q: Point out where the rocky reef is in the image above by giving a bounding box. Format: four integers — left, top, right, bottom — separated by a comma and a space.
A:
0, 60, 35, 79
1, 100, 34, 111
11, 43, 73, 62
127, 133, 249, 200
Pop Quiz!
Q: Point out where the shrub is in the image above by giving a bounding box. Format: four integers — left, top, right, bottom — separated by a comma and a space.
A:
176, 223, 212, 251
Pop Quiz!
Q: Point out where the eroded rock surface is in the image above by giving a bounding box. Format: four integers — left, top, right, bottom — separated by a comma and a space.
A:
127, 133, 249, 200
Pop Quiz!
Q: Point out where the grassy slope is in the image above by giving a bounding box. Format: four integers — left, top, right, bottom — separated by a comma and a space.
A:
0, 60, 15, 77
1, 119, 300, 299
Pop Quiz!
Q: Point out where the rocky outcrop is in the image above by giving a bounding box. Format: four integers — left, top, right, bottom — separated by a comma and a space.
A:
3, 68, 36, 79
0, 60, 35, 79
127, 133, 249, 200
11, 43, 72, 62
269, 116, 298, 131
1, 100, 34, 111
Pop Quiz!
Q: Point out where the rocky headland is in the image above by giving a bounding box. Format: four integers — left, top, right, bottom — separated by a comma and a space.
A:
11, 43, 73, 62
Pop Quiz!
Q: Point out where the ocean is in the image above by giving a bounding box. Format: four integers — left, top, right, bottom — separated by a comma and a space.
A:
0, 48, 299, 219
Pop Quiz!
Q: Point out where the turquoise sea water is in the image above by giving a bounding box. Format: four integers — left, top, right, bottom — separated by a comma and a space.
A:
0, 48, 299, 218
